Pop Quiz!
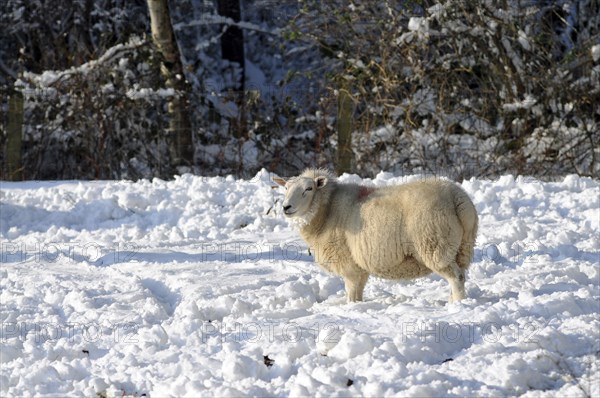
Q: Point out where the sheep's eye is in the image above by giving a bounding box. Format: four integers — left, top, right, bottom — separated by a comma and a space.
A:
302, 186, 313, 197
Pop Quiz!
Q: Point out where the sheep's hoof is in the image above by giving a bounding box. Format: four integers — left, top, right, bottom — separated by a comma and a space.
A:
448, 295, 465, 304
346, 295, 363, 303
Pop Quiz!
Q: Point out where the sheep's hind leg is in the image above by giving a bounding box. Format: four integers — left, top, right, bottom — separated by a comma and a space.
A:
435, 261, 466, 304
449, 265, 466, 303
343, 270, 369, 303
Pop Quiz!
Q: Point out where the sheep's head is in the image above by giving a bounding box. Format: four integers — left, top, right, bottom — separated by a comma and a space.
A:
273, 173, 329, 221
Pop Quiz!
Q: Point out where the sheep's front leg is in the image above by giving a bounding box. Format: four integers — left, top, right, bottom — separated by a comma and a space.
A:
343, 270, 369, 303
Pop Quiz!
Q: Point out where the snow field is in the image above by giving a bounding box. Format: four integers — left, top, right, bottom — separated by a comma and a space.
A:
0, 171, 599, 396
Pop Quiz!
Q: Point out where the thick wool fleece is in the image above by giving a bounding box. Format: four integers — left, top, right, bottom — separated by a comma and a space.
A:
286, 169, 478, 304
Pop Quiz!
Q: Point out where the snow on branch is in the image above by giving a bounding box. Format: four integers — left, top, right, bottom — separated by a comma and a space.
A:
173, 15, 281, 36
19, 36, 148, 88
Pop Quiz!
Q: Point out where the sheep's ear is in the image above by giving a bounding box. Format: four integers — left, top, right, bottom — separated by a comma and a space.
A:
273, 176, 287, 187
315, 176, 328, 189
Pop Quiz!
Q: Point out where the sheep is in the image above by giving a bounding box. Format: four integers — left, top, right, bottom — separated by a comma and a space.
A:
273, 168, 478, 304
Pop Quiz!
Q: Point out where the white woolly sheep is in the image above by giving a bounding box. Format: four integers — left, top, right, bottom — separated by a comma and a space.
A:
273, 169, 478, 304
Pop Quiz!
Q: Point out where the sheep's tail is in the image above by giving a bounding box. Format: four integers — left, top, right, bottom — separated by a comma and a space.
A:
453, 186, 478, 270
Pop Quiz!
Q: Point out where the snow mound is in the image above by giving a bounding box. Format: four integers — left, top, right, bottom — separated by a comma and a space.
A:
1, 173, 598, 396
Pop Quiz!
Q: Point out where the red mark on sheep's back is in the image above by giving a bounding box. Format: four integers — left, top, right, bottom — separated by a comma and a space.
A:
358, 186, 376, 201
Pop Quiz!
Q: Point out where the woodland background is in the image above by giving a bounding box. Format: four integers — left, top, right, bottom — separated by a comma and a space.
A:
0, 0, 598, 180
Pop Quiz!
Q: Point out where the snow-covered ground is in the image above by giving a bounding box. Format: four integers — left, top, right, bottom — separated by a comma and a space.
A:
1, 171, 598, 397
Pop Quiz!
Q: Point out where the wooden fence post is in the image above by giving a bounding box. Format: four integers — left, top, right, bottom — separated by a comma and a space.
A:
6, 91, 24, 180
336, 83, 353, 175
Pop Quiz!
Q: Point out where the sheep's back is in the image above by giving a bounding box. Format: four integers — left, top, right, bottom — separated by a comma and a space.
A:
345, 179, 465, 278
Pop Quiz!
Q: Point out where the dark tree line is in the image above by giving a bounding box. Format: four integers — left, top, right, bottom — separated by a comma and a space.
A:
1, 0, 598, 180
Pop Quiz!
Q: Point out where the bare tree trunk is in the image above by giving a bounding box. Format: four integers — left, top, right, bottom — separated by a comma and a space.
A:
147, 0, 194, 169
6, 91, 24, 180
336, 84, 353, 175
218, 0, 246, 138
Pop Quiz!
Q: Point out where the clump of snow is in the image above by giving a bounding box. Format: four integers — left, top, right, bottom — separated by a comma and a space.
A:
592, 44, 600, 62
126, 87, 176, 100
503, 94, 537, 111
408, 17, 428, 33
1, 172, 598, 396
328, 331, 374, 360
